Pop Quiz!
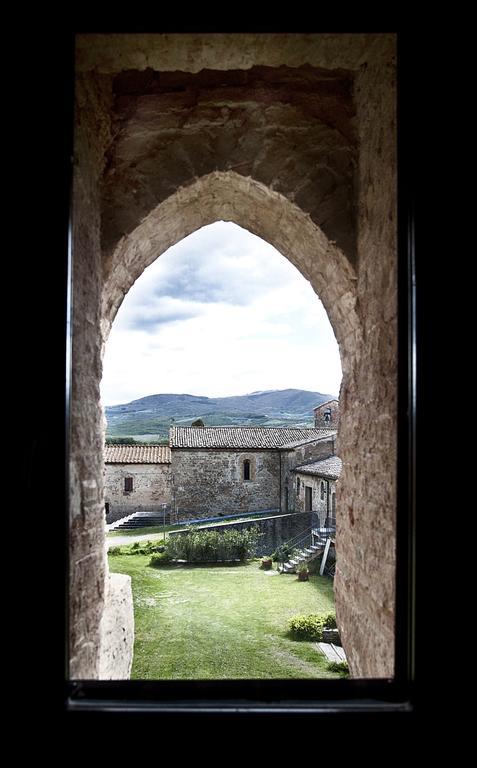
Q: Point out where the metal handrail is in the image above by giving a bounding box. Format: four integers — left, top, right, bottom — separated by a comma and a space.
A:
277, 527, 314, 549
274, 528, 315, 570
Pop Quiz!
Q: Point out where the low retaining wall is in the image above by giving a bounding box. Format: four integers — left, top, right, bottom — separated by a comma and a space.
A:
169, 511, 311, 556
98, 572, 134, 679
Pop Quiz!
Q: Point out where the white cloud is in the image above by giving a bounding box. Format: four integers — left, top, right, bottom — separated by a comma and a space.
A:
100, 222, 342, 404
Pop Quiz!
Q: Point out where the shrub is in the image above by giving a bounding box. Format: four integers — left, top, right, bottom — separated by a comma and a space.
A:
288, 614, 325, 641
327, 660, 349, 676
108, 546, 122, 556
128, 540, 165, 556
165, 526, 262, 563
322, 612, 337, 629
271, 543, 297, 562
149, 551, 172, 567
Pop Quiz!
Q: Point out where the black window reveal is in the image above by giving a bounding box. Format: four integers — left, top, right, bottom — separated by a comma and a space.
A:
124, 477, 133, 492
243, 459, 251, 481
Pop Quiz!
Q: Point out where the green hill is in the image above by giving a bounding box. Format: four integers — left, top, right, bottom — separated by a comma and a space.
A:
105, 388, 337, 441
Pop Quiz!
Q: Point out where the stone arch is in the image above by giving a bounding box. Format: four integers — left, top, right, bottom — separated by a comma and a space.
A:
237, 453, 257, 483
101, 171, 360, 384
70, 33, 397, 681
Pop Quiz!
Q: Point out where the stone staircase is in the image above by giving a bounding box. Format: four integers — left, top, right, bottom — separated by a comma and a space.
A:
279, 540, 326, 573
111, 510, 171, 530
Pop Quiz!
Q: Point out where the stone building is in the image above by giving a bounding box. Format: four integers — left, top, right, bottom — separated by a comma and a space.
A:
293, 455, 342, 528
169, 425, 337, 521
103, 444, 172, 524
314, 399, 340, 430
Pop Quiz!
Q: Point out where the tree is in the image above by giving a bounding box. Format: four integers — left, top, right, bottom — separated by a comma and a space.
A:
191, 418, 205, 427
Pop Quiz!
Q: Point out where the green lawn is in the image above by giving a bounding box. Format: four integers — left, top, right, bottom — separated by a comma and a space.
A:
109, 554, 339, 679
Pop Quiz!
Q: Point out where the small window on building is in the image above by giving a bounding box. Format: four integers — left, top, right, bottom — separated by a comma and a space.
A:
124, 477, 133, 492
243, 459, 251, 481
323, 408, 332, 424
296, 477, 300, 494
104, 502, 110, 517
320, 481, 326, 500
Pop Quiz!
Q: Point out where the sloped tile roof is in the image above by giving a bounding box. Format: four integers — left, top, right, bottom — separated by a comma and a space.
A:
293, 455, 342, 479
279, 431, 336, 449
104, 445, 171, 464
170, 426, 334, 449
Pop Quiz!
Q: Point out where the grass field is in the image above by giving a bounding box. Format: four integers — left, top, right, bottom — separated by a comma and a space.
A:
109, 553, 340, 679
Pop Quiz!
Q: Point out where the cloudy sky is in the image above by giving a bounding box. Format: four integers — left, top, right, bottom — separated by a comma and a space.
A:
100, 222, 342, 405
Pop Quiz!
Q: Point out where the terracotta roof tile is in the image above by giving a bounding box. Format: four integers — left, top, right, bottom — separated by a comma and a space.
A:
293, 455, 342, 479
104, 445, 171, 464
170, 426, 334, 449
279, 431, 336, 449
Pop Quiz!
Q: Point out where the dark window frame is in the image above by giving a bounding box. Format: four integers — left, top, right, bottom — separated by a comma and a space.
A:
243, 459, 251, 481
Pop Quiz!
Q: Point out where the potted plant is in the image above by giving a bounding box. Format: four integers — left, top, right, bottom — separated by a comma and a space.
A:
297, 562, 309, 581
260, 556, 273, 570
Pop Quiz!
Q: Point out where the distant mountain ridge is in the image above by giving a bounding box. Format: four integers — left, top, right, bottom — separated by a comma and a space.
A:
105, 388, 337, 441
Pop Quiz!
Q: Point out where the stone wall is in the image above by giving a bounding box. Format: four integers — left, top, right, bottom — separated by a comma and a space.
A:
279, 438, 335, 512
290, 438, 336, 467
69, 72, 114, 679
104, 463, 172, 523
71, 33, 398, 680
295, 473, 337, 523
169, 511, 311, 557
98, 572, 134, 679
333, 35, 397, 678
314, 400, 340, 429
172, 449, 280, 520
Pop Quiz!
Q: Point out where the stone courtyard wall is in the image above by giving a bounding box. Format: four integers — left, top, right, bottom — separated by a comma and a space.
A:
169, 511, 311, 557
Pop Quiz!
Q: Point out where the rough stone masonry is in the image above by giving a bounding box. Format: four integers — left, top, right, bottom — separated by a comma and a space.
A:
71, 33, 397, 679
